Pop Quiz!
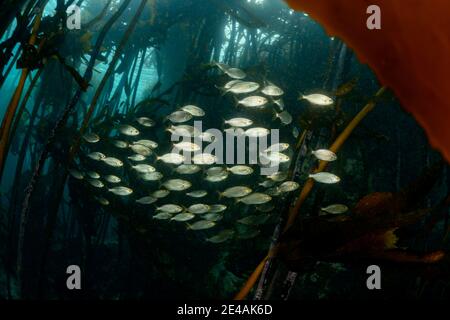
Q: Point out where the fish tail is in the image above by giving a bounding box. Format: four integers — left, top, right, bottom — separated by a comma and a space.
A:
215, 84, 227, 96
298, 92, 304, 100
233, 96, 240, 108
272, 110, 279, 121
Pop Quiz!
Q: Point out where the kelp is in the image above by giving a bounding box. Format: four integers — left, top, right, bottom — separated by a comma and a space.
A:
0, 10, 43, 179
278, 161, 446, 270
285, 0, 450, 164
0, 0, 448, 300
15, 0, 135, 294
234, 87, 386, 300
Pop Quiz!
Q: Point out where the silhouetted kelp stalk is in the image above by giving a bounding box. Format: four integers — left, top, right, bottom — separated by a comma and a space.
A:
0, 9, 43, 179
68, 0, 150, 161
15, 0, 143, 296
234, 86, 387, 300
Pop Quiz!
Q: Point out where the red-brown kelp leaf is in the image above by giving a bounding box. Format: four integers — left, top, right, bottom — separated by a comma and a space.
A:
285, 0, 450, 163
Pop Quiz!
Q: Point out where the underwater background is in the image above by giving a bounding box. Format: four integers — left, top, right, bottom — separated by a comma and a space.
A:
0, 0, 449, 300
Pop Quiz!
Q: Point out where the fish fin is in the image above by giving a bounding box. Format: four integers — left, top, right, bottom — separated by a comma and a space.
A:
217, 191, 224, 200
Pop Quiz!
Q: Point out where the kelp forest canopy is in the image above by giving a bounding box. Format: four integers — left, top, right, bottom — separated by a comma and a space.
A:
0, 0, 449, 300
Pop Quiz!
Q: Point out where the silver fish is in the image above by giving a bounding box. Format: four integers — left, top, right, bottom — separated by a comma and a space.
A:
192, 153, 217, 165
279, 181, 300, 192
202, 213, 223, 222
136, 117, 155, 127
321, 204, 349, 215
136, 196, 157, 205
300, 93, 334, 106
220, 186, 252, 198
262, 85, 284, 97
157, 153, 185, 165
171, 212, 195, 222
167, 110, 193, 123
309, 172, 341, 184
237, 193, 272, 205
188, 220, 216, 230
163, 179, 192, 191
109, 186, 133, 196
188, 204, 210, 214
312, 149, 337, 162
256, 203, 275, 213
237, 228, 260, 239
140, 171, 163, 181
238, 214, 270, 226
245, 127, 270, 138
224, 117, 253, 128
225, 81, 259, 94
260, 152, 290, 163
87, 179, 104, 188
225, 68, 246, 80
95, 196, 109, 206
119, 124, 140, 136
168, 125, 201, 137
130, 144, 152, 156
104, 175, 121, 184
128, 154, 146, 162
223, 128, 245, 136
264, 143, 290, 153
68, 169, 84, 180
173, 141, 201, 152
205, 172, 229, 182
228, 165, 253, 175
223, 79, 243, 90
175, 164, 201, 175
153, 212, 173, 220
187, 190, 208, 198
237, 96, 268, 108
209, 204, 227, 213
199, 132, 215, 142
157, 204, 183, 214
113, 140, 128, 149
275, 111, 293, 125
206, 166, 227, 176
151, 189, 170, 198
206, 229, 234, 243
181, 105, 205, 117
132, 164, 156, 174
82, 132, 100, 143
103, 157, 124, 167
134, 139, 158, 149
87, 151, 106, 161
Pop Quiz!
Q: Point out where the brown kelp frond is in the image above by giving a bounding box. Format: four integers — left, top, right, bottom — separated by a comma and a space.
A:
277, 162, 446, 272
